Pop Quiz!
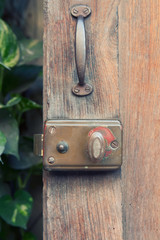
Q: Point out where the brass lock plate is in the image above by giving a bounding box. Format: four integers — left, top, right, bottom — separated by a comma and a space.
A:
39, 120, 122, 171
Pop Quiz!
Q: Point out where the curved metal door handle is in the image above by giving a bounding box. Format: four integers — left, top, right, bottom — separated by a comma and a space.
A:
71, 5, 93, 96
76, 16, 85, 86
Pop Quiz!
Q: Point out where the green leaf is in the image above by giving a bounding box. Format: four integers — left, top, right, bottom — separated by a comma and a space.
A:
0, 110, 19, 159
6, 95, 22, 107
23, 232, 36, 240
2, 65, 42, 95
0, 131, 7, 156
18, 39, 43, 66
0, 190, 33, 229
8, 137, 42, 170
16, 96, 42, 114
0, 95, 21, 109
0, 19, 20, 69
0, 95, 41, 124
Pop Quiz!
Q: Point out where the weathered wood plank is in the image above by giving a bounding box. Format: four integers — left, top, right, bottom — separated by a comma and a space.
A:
43, 0, 122, 239
119, 0, 160, 239
43, 0, 120, 120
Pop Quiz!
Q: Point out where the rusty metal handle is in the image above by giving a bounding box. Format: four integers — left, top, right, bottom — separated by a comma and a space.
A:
71, 5, 93, 96
76, 16, 86, 86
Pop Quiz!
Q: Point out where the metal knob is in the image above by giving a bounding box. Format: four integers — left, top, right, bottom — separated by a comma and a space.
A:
88, 132, 106, 162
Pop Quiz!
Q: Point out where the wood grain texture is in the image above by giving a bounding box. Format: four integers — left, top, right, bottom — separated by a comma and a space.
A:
119, 1, 160, 239
43, 0, 122, 239
43, 0, 120, 120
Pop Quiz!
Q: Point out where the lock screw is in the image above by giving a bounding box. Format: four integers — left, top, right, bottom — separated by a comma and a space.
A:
48, 156, 55, 164
74, 88, 80, 93
110, 140, 119, 149
73, 8, 78, 14
48, 126, 56, 134
83, 8, 89, 14
85, 86, 90, 92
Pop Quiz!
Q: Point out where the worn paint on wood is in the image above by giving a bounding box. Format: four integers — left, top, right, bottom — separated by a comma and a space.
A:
119, 0, 160, 239
43, 0, 122, 239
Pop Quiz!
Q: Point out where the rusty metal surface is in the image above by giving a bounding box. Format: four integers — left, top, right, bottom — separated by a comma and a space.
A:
71, 5, 91, 18
43, 120, 122, 171
72, 83, 93, 96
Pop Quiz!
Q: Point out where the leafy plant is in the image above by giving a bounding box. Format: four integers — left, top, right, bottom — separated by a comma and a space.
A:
0, 15, 42, 240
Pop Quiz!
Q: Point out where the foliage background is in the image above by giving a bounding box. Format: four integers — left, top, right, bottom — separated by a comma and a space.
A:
0, 0, 43, 239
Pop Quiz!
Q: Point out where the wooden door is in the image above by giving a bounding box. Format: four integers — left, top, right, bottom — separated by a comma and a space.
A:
43, 0, 160, 239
